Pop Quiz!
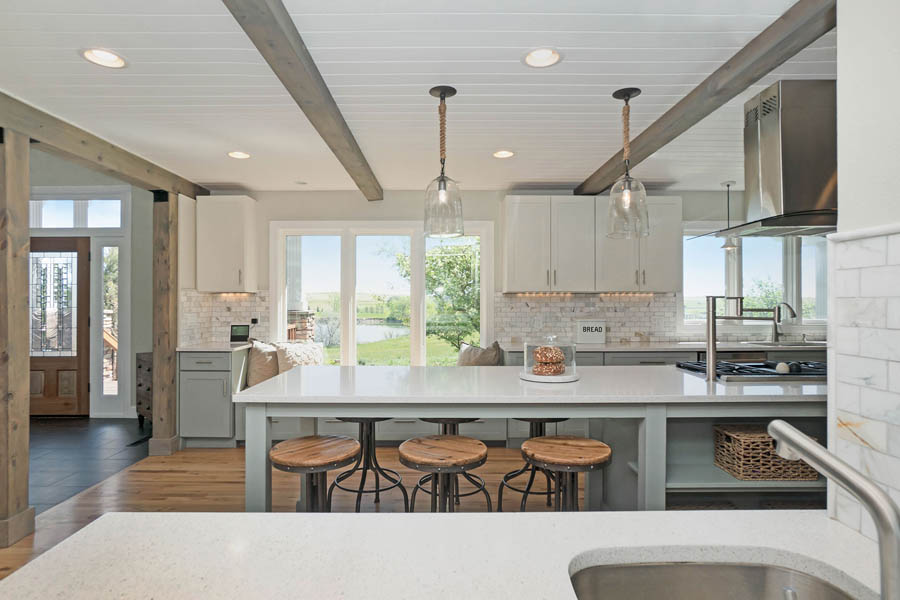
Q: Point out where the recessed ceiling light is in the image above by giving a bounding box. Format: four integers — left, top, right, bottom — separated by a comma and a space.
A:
524, 48, 561, 68
493, 150, 515, 159
227, 151, 251, 159
80, 48, 126, 69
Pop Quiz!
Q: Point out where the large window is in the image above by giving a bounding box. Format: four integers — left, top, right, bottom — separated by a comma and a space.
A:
273, 221, 492, 366
681, 225, 826, 326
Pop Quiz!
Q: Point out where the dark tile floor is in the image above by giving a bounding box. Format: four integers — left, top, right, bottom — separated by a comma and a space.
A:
29, 417, 150, 514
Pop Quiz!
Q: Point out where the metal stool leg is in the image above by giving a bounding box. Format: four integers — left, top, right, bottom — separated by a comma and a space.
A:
430, 474, 437, 512
497, 463, 528, 512
544, 469, 554, 507
519, 466, 538, 511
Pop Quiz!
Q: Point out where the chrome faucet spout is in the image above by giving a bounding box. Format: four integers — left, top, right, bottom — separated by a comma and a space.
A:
768, 420, 900, 600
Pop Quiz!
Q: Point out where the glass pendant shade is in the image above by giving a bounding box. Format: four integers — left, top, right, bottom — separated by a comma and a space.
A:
607, 175, 648, 238
720, 236, 738, 250
425, 175, 463, 238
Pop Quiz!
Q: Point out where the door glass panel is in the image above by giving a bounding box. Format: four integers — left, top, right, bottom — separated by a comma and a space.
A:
356, 235, 411, 365
425, 236, 481, 365
102, 247, 119, 395
30, 251, 78, 356
285, 235, 341, 364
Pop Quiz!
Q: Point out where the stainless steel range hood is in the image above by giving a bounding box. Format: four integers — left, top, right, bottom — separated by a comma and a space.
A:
716, 79, 836, 238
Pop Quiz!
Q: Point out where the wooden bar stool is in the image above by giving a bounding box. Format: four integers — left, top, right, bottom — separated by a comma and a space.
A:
521, 435, 611, 511
269, 435, 361, 512
399, 435, 492, 512
498, 418, 568, 511
415, 418, 486, 507
327, 417, 409, 512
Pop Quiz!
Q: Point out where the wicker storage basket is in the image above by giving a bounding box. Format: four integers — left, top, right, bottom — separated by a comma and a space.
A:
713, 424, 819, 481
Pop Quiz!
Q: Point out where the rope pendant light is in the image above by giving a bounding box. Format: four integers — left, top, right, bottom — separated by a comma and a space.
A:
425, 85, 463, 238
607, 87, 649, 239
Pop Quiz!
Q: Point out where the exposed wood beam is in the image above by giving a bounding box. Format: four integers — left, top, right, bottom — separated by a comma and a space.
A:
575, 0, 836, 195
0, 92, 208, 198
0, 128, 34, 547
149, 191, 179, 456
223, 0, 383, 201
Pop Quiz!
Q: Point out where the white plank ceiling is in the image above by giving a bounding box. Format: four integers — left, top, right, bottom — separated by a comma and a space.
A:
0, 0, 835, 192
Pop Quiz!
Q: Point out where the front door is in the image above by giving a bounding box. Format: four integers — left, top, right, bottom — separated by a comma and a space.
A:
29, 237, 90, 415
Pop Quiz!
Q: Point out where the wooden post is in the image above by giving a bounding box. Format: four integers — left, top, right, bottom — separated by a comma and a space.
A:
149, 191, 179, 455
0, 128, 35, 547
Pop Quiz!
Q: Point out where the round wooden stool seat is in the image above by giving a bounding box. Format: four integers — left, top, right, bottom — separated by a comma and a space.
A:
521, 435, 611, 471
399, 435, 488, 472
269, 435, 360, 472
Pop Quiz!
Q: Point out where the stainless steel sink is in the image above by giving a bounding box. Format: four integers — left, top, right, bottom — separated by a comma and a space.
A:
571, 562, 853, 599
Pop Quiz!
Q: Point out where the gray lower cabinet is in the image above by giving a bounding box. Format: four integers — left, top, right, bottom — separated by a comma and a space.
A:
179, 349, 249, 446
179, 370, 233, 438
603, 352, 695, 366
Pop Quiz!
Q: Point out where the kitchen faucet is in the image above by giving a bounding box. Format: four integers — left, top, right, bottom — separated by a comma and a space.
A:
769, 420, 900, 600
704, 296, 796, 381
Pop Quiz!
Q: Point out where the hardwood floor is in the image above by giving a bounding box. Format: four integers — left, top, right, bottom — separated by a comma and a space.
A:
0, 446, 581, 580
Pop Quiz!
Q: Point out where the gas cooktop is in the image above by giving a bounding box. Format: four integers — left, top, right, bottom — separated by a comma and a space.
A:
676, 360, 827, 382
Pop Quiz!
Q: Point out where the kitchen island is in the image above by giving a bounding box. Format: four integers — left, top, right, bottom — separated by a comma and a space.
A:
234, 366, 826, 512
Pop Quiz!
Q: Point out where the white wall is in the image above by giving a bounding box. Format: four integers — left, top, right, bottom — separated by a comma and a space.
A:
836, 0, 900, 232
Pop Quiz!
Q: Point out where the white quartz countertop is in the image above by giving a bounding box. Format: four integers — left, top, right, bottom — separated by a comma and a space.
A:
501, 341, 828, 352
0, 511, 878, 599
233, 365, 826, 405
176, 342, 251, 352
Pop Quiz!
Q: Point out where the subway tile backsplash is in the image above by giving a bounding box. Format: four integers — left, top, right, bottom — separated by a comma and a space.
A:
178, 289, 270, 346
829, 226, 900, 539
492, 292, 803, 345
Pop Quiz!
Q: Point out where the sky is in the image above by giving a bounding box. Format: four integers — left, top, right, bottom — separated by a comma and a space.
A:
38, 199, 121, 228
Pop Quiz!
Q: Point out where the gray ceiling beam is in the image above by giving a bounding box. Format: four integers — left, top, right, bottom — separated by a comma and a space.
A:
223, 0, 383, 201
575, 0, 836, 196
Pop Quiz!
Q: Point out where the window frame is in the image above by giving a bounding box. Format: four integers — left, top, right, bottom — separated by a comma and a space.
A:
30, 185, 129, 232
678, 221, 825, 335
269, 220, 494, 366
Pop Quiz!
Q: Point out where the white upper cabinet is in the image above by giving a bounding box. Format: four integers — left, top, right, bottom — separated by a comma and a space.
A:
639, 198, 683, 292
503, 196, 551, 292
196, 195, 258, 293
503, 195, 594, 292
596, 196, 682, 292
551, 196, 596, 291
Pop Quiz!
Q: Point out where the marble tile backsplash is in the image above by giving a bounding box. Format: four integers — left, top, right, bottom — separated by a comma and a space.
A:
493, 292, 804, 345
178, 289, 270, 346
829, 228, 900, 540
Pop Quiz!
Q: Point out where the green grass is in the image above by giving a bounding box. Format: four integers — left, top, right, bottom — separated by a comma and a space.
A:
322, 335, 461, 366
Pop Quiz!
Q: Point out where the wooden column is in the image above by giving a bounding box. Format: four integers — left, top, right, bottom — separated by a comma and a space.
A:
0, 128, 35, 547
149, 191, 179, 456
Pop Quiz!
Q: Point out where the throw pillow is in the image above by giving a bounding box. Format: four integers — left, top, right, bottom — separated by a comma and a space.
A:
247, 340, 279, 387
273, 341, 325, 373
456, 341, 503, 366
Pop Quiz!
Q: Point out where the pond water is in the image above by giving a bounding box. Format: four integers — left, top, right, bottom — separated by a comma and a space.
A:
356, 323, 410, 344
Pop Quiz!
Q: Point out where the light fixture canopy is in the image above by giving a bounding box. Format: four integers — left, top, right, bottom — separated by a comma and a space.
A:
227, 151, 251, 159
492, 150, 515, 159
524, 48, 561, 68
607, 88, 649, 239
425, 86, 464, 238
81, 48, 127, 69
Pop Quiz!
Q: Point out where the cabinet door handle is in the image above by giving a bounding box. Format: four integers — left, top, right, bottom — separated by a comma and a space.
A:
635, 269, 639, 284
324, 419, 342, 424
222, 380, 227, 396
546, 269, 550, 285
553, 269, 557, 285
238, 269, 242, 285
393, 419, 417, 424
195, 361, 213, 365
642, 269, 646, 284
